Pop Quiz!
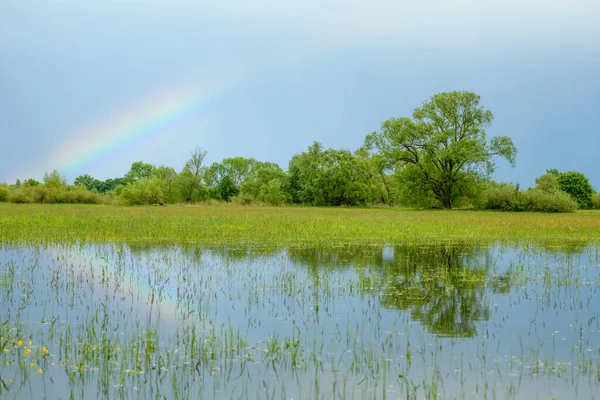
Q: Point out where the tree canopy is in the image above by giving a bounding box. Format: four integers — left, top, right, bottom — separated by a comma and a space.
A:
366, 91, 517, 209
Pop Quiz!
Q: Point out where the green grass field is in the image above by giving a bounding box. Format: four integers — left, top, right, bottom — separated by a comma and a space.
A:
1, 203, 599, 248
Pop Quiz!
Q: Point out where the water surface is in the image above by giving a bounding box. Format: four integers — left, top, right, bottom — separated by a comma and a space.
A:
1, 242, 599, 399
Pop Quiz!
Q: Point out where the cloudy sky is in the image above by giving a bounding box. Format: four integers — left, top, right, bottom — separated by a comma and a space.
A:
1, 0, 599, 188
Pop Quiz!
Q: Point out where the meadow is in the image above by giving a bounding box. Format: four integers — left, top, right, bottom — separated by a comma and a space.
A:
1, 203, 600, 399
1, 203, 600, 248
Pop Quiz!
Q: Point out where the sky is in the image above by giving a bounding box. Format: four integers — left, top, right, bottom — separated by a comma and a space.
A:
1, 0, 599, 189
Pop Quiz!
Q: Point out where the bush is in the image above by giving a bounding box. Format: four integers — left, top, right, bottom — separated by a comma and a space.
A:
592, 193, 600, 210
7, 185, 106, 204
60, 187, 103, 204
535, 173, 559, 194
8, 189, 31, 203
119, 178, 165, 205
0, 185, 8, 202
518, 189, 578, 213
481, 182, 517, 210
481, 182, 577, 213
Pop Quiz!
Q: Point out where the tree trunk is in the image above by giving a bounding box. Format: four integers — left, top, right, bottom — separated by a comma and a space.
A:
442, 196, 452, 210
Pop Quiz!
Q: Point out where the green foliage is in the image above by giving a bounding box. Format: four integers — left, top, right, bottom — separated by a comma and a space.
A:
535, 173, 559, 194
0, 184, 8, 202
367, 91, 517, 209
7, 185, 105, 204
205, 157, 256, 188
74, 174, 96, 189
480, 182, 516, 211
482, 182, 578, 213
218, 175, 239, 202
124, 161, 155, 183
56, 187, 104, 204
240, 164, 290, 205
177, 170, 207, 202
178, 147, 208, 203
22, 179, 41, 187
7, 189, 30, 203
43, 170, 67, 188
119, 178, 167, 205
288, 142, 377, 206
72, 174, 126, 194
152, 166, 180, 203
592, 193, 600, 210
552, 170, 593, 209
258, 178, 288, 205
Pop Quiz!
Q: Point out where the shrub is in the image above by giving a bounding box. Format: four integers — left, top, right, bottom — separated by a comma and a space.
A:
60, 187, 103, 204
0, 185, 8, 202
518, 189, 578, 213
481, 182, 517, 210
592, 193, 600, 210
535, 173, 559, 194
8, 189, 31, 203
119, 178, 165, 205
481, 182, 577, 213
6, 185, 107, 204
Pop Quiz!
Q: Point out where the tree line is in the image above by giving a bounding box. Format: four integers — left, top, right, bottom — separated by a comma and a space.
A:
1, 91, 598, 212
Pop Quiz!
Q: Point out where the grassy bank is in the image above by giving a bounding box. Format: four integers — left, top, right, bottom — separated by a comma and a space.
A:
1, 203, 599, 248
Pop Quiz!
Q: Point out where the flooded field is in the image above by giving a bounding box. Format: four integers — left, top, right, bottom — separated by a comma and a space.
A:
1, 242, 599, 400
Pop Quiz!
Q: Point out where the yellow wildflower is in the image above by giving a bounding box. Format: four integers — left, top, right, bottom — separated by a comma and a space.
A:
17, 340, 22, 347
42, 347, 49, 355
28, 340, 32, 346
30, 363, 35, 368
50, 362, 55, 367
38, 369, 43, 374
2, 348, 8, 353
24, 349, 31, 356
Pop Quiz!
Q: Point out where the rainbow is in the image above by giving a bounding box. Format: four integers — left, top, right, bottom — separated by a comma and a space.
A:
46, 77, 236, 180
17, 41, 362, 183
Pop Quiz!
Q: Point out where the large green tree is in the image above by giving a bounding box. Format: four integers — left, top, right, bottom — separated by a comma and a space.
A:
366, 91, 517, 209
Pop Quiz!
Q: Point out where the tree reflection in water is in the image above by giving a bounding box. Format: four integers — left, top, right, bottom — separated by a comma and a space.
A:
288, 243, 504, 338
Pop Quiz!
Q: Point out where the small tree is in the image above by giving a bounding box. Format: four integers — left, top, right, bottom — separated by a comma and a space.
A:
43, 170, 67, 188
178, 147, 208, 202
535, 173, 559, 194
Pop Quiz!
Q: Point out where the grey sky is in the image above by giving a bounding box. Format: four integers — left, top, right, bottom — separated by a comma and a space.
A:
1, 1, 599, 188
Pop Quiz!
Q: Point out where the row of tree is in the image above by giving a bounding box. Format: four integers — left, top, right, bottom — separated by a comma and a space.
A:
1, 91, 598, 210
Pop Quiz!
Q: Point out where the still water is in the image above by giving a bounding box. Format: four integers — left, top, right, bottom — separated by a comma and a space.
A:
1, 243, 599, 399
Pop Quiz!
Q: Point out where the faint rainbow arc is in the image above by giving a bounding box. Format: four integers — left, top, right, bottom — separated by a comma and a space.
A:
47, 77, 239, 180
